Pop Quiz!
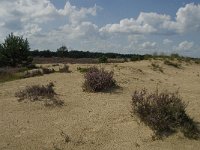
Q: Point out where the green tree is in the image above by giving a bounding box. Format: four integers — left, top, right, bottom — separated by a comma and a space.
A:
0, 33, 32, 67
57, 45, 68, 57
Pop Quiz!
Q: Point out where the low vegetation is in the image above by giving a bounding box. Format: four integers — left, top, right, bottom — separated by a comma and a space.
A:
164, 60, 182, 68
98, 55, 108, 63
23, 69, 43, 78
15, 82, 64, 107
151, 63, 164, 73
83, 66, 116, 92
77, 67, 89, 73
131, 89, 200, 139
42, 67, 55, 74
0, 70, 21, 83
59, 64, 70, 73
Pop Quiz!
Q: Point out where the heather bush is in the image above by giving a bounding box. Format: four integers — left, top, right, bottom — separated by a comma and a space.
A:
131, 89, 200, 139
15, 82, 63, 107
59, 64, 70, 73
83, 67, 116, 92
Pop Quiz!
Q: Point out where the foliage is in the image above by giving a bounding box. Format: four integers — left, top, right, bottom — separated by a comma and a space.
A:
131, 89, 200, 139
0, 33, 32, 67
83, 67, 116, 92
98, 55, 108, 63
15, 82, 64, 107
57, 46, 68, 57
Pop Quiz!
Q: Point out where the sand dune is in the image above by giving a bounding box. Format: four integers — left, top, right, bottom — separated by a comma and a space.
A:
0, 60, 200, 150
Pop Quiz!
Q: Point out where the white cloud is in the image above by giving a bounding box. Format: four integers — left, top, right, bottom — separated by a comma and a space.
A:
0, 0, 98, 36
100, 3, 200, 35
141, 41, 157, 49
163, 39, 173, 44
176, 41, 194, 51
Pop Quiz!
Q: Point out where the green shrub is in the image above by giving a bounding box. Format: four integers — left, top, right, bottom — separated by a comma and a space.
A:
83, 67, 116, 92
131, 89, 200, 139
98, 56, 108, 63
15, 82, 63, 107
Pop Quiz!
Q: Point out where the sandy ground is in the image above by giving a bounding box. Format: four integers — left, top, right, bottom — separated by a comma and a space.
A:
0, 60, 200, 150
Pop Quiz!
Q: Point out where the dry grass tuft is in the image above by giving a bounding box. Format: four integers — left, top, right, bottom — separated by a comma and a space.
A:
15, 82, 64, 107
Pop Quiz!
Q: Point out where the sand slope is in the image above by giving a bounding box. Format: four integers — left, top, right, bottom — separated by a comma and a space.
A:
0, 60, 200, 150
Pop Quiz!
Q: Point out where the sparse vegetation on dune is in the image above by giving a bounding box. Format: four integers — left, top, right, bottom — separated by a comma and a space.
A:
131, 89, 200, 139
82, 66, 116, 92
59, 64, 70, 73
77, 67, 89, 73
15, 82, 64, 107
164, 60, 182, 68
151, 63, 164, 73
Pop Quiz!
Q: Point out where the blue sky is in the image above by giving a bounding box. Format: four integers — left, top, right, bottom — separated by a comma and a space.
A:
0, 0, 200, 57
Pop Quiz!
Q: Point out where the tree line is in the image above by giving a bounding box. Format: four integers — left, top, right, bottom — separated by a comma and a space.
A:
1, 33, 199, 67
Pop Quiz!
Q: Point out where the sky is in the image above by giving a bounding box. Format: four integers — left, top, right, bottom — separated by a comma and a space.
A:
0, 0, 200, 57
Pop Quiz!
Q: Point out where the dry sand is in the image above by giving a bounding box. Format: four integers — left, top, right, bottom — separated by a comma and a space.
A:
0, 60, 200, 150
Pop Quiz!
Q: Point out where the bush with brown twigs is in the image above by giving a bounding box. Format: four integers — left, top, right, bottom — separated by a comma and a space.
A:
82, 67, 116, 92
15, 82, 64, 107
131, 89, 200, 139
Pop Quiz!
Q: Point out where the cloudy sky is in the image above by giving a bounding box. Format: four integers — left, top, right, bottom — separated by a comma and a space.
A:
0, 0, 200, 57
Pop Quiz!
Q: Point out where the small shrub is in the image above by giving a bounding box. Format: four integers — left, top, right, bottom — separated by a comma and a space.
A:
59, 64, 70, 73
77, 67, 89, 73
15, 82, 63, 107
23, 69, 43, 78
83, 67, 116, 92
151, 63, 163, 73
164, 60, 182, 68
42, 67, 55, 74
131, 89, 200, 139
98, 56, 108, 63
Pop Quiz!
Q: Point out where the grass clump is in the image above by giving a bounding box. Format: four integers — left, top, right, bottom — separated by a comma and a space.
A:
131, 89, 200, 139
0, 70, 21, 83
83, 66, 116, 92
164, 60, 182, 69
15, 82, 64, 107
77, 67, 89, 73
59, 64, 70, 73
151, 63, 163, 73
